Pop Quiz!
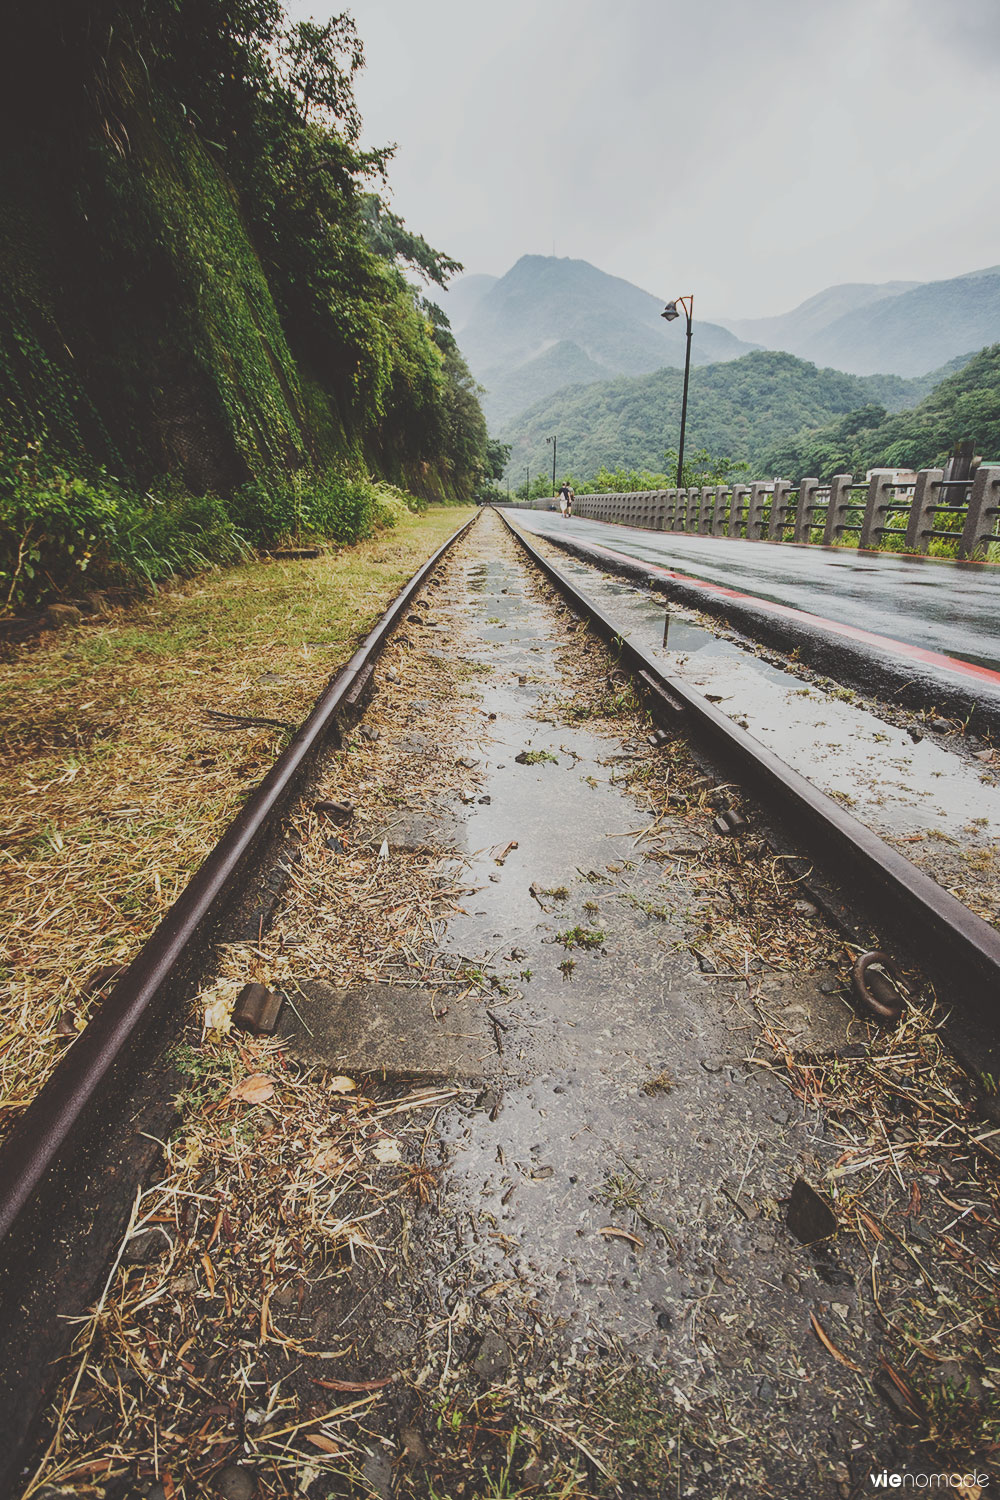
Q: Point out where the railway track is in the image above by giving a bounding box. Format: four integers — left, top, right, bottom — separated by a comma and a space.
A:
2, 506, 998, 1497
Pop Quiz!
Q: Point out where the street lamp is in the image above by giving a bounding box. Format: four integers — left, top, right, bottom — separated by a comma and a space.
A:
546, 434, 557, 496
661, 294, 693, 489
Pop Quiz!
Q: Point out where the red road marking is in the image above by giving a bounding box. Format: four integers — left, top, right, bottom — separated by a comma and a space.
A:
575, 535, 1000, 689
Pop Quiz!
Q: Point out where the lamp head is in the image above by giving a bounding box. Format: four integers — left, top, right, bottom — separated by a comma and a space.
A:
661, 301, 680, 322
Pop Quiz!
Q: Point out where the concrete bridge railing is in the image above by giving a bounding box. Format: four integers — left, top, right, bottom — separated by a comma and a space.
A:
518, 468, 1000, 561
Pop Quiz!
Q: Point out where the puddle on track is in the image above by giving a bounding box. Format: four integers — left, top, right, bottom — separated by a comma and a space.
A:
352, 516, 927, 1494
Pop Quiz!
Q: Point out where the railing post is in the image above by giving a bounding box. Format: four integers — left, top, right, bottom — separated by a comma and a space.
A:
712, 485, 731, 536
822, 474, 855, 546
652, 490, 667, 531
905, 469, 944, 553
747, 482, 769, 539
859, 470, 895, 550
768, 480, 793, 541
959, 465, 1000, 559
698, 486, 714, 534
686, 486, 700, 531
794, 479, 820, 543
730, 483, 749, 538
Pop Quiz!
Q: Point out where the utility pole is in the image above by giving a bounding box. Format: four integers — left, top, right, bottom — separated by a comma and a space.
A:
546, 435, 557, 495
525, 465, 530, 502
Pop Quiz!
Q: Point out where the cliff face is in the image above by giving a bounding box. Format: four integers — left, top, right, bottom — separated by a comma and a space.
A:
0, 7, 479, 505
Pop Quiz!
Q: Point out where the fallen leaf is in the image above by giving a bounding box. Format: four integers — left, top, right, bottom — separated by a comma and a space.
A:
328, 1075, 357, 1094
200, 1253, 216, 1294
811, 1313, 861, 1371
309, 1146, 344, 1173
202, 996, 232, 1036
597, 1226, 645, 1250
230, 1074, 274, 1105
372, 1139, 403, 1164
306, 1434, 344, 1454
480, 1279, 519, 1299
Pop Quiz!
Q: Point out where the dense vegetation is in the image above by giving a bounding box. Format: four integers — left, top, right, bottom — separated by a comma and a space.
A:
500, 349, 966, 485
761, 345, 1000, 480
0, 1, 488, 607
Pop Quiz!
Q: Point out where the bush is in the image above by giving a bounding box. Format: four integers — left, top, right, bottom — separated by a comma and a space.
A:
0, 444, 248, 609
229, 466, 416, 547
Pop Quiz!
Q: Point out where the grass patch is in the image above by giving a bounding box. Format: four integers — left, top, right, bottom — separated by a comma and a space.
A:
0, 504, 475, 1139
555, 925, 605, 950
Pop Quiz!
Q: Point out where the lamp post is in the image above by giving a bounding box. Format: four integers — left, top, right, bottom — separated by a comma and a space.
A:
546, 434, 557, 496
661, 294, 693, 489
525, 465, 530, 503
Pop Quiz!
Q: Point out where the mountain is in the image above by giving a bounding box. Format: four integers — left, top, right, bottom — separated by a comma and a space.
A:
717, 267, 1000, 378
719, 280, 920, 355
499, 348, 977, 482
446, 256, 758, 425
806, 267, 1000, 376
762, 344, 1000, 481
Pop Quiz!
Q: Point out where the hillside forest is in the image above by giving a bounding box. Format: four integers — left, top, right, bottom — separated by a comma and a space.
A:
0, 0, 492, 609
502, 347, 1000, 491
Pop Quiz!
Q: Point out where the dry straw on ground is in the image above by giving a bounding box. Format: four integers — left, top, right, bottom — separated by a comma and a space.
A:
0, 507, 474, 1140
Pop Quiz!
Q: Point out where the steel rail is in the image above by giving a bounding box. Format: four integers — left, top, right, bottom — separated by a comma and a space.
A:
498, 508, 1000, 1015
0, 510, 479, 1244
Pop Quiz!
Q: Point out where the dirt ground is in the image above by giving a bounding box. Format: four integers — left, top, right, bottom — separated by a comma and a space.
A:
22, 511, 1000, 1500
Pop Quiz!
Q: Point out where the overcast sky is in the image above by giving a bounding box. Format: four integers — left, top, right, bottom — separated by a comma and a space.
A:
286, 0, 1000, 319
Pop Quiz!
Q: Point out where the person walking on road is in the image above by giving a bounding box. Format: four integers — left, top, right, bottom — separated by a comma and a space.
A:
558, 481, 575, 517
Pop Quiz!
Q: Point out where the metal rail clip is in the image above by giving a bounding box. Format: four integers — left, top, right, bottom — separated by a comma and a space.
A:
852, 950, 910, 1022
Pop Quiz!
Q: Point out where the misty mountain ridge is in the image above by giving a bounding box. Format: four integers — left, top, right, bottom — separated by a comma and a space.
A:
715, 264, 1000, 377
439, 255, 1000, 427
719, 280, 921, 354
434, 255, 758, 425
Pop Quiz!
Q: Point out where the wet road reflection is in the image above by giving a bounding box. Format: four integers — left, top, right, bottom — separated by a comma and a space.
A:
515, 510, 1000, 673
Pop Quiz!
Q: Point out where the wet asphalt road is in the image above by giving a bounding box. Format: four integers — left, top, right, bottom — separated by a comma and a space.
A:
514, 509, 1000, 673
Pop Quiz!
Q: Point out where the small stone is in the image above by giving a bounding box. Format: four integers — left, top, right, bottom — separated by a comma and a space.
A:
930, 718, 952, 733
400, 1425, 431, 1464
384, 668, 400, 682
122, 1227, 170, 1264
793, 900, 818, 917
656, 1310, 672, 1330
214, 1465, 257, 1500
786, 1177, 838, 1244
358, 724, 379, 742
471, 1330, 511, 1380
700, 1057, 723, 1073
45, 603, 82, 629
782, 1271, 801, 1293
325, 836, 343, 852
974, 749, 995, 762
